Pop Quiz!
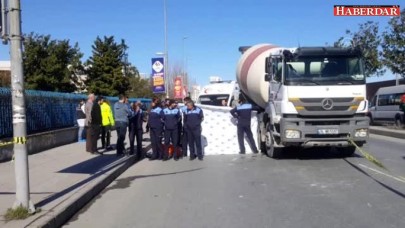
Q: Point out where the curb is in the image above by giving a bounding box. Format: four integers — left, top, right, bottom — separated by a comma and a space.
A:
29, 155, 137, 228
369, 127, 405, 139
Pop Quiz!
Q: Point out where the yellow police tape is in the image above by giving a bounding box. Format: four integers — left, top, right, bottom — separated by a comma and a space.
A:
0, 137, 27, 147
348, 138, 405, 182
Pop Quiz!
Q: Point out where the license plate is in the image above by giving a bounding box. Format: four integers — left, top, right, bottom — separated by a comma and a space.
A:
317, 129, 339, 135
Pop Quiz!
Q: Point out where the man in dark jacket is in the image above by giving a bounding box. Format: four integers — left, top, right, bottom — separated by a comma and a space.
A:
90, 96, 102, 154
184, 101, 204, 160
129, 101, 147, 159
230, 96, 259, 154
163, 99, 182, 160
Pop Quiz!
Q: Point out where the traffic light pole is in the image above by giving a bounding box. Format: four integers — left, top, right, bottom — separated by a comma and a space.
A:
8, 0, 34, 212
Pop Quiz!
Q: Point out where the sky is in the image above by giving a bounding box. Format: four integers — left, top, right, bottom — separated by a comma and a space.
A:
0, 0, 400, 86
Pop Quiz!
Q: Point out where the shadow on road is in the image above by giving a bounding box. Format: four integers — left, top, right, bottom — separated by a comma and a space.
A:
58, 154, 119, 174
35, 144, 152, 208
104, 167, 204, 192
344, 159, 405, 200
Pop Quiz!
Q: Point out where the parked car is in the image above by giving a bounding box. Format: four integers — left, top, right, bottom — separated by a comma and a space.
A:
368, 85, 405, 126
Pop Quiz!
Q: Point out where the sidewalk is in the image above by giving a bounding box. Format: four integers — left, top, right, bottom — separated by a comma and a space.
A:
369, 126, 405, 139
0, 131, 151, 228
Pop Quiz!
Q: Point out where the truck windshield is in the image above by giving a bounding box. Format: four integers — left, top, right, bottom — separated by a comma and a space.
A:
198, 95, 230, 106
284, 56, 365, 86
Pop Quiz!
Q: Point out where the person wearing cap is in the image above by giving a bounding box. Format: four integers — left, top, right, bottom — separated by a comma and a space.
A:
162, 99, 182, 160
184, 100, 204, 160
148, 97, 165, 160
100, 97, 115, 151
230, 96, 260, 154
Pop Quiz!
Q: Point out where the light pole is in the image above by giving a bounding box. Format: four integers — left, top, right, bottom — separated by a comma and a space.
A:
182, 36, 188, 80
163, 0, 168, 98
8, 0, 35, 212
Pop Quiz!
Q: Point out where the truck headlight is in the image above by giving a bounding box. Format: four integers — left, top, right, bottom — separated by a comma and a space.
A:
285, 130, 301, 139
355, 129, 368, 137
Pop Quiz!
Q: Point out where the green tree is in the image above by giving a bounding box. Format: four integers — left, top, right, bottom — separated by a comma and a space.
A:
23, 33, 83, 92
334, 21, 384, 77
382, 9, 405, 78
86, 36, 129, 96
126, 65, 154, 98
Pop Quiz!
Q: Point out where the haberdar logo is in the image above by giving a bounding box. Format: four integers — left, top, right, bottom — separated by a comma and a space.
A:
334, 5, 401, 16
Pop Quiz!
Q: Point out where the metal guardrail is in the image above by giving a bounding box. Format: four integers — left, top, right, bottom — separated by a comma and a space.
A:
0, 87, 151, 139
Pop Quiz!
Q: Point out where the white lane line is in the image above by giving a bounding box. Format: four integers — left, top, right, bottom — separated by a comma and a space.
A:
358, 163, 405, 184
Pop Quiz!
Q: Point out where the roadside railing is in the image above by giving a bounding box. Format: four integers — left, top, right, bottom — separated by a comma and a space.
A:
0, 88, 151, 139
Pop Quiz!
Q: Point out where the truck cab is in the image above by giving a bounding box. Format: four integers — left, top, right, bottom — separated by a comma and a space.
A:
263, 47, 369, 157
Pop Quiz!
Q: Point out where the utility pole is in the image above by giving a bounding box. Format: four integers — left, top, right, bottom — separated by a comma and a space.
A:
8, 0, 34, 212
163, 0, 168, 98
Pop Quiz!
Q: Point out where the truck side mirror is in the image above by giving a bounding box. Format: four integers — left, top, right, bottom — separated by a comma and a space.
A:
264, 73, 270, 82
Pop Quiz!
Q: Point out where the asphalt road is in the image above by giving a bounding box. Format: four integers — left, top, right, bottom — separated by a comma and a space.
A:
64, 134, 405, 228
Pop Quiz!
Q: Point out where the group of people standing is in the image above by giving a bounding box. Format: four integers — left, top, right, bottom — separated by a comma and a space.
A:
76, 92, 260, 160
148, 97, 204, 161
76, 94, 146, 160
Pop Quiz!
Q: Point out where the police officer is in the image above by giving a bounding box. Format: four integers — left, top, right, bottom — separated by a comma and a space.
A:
148, 97, 165, 160
230, 96, 260, 154
180, 97, 192, 157
163, 99, 181, 160
184, 101, 204, 160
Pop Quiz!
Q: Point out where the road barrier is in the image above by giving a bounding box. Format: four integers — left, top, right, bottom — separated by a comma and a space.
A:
0, 87, 151, 139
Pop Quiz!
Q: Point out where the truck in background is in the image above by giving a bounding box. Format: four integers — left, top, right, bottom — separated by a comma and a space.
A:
236, 44, 369, 158
197, 76, 240, 107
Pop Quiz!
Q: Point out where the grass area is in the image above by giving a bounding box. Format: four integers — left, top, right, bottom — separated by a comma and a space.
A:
4, 206, 30, 221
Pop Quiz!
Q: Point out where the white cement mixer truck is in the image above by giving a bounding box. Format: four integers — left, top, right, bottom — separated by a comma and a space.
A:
236, 44, 369, 158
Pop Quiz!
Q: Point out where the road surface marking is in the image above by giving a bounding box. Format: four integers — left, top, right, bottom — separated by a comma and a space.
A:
358, 163, 405, 184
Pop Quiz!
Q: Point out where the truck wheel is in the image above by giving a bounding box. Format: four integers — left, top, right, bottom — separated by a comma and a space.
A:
337, 146, 356, 157
265, 130, 282, 159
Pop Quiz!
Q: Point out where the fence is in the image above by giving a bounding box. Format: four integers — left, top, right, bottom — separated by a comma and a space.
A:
0, 88, 151, 139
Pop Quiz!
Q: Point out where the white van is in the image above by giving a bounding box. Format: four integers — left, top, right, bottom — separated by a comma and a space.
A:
368, 85, 405, 126
197, 78, 240, 107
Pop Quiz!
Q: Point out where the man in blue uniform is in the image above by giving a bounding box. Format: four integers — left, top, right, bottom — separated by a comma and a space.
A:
148, 98, 165, 160
163, 99, 181, 160
230, 96, 260, 154
184, 101, 204, 160
180, 97, 192, 157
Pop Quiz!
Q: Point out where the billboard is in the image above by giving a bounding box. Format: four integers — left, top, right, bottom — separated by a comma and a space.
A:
173, 76, 183, 99
151, 57, 165, 93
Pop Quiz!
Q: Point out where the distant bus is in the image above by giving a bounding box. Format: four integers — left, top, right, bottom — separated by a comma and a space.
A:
368, 85, 405, 126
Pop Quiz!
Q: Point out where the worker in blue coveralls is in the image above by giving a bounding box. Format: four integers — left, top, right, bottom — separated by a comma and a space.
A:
163, 99, 182, 160
148, 97, 165, 160
230, 96, 260, 154
184, 101, 204, 161
180, 97, 192, 157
